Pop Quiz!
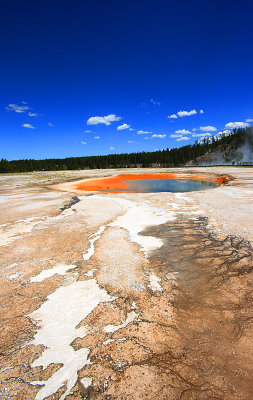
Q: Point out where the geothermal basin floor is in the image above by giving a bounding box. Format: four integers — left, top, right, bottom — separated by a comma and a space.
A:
0, 167, 253, 400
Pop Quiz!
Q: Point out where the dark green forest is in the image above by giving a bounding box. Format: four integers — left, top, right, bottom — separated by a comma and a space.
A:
0, 128, 252, 173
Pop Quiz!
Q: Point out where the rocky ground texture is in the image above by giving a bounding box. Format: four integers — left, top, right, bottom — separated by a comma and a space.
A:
0, 167, 253, 399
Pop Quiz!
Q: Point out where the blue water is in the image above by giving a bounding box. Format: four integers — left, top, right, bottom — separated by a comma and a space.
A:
109, 179, 217, 193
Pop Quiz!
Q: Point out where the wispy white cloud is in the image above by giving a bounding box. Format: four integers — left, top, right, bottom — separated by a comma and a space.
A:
28, 112, 39, 117
87, 114, 121, 126
137, 130, 151, 135
177, 109, 197, 117
129, 128, 134, 131
199, 125, 217, 132
192, 132, 211, 137
48, 122, 54, 127
110, 146, 115, 150
81, 141, 86, 144
117, 123, 131, 130
84, 130, 93, 133
225, 121, 249, 129
196, 137, 210, 144
175, 129, 191, 134
168, 109, 202, 119
192, 128, 197, 132
170, 134, 182, 138
6, 103, 30, 113
144, 136, 149, 140
246, 118, 253, 123
94, 136, 100, 139
176, 136, 190, 141
150, 99, 161, 106
22, 123, 35, 129
6, 102, 43, 119
214, 130, 232, 139
151, 134, 166, 139
128, 140, 135, 143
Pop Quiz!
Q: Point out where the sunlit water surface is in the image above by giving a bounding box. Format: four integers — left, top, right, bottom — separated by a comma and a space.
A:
108, 179, 217, 193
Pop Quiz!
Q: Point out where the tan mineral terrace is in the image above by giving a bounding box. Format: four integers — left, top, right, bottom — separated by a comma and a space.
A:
0, 167, 253, 399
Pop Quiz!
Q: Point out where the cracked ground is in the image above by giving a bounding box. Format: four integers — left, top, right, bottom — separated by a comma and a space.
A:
0, 168, 253, 399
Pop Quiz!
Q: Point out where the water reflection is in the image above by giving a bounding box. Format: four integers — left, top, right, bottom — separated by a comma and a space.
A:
108, 179, 217, 193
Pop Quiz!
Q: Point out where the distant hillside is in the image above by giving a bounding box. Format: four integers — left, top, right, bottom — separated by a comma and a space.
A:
0, 127, 252, 173
187, 127, 253, 166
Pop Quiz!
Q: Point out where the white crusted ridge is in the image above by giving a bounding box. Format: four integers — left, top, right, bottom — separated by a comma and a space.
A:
83, 226, 106, 261
29, 279, 114, 400
148, 272, 163, 292
103, 311, 138, 334
30, 263, 76, 283
109, 197, 172, 254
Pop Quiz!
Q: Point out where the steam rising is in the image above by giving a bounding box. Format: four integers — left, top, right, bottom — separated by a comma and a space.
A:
194, 127, 253, 166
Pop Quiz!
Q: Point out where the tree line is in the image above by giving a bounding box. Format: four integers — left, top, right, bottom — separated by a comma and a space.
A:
0, 128, 250, 173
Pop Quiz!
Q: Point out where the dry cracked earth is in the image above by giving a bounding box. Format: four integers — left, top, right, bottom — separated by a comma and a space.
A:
0, 167, 253, 400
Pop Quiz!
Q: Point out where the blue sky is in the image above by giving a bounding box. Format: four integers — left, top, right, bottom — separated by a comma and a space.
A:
1, 0, 253, 160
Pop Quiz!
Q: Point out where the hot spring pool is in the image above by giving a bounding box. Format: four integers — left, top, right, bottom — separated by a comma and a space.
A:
74, 173, 225, 193
107, 179, 217, 193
